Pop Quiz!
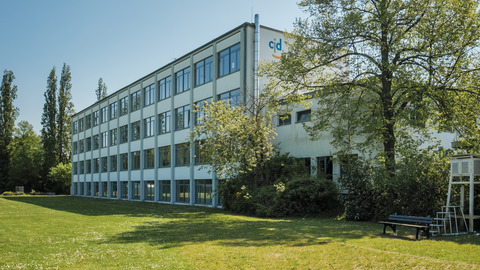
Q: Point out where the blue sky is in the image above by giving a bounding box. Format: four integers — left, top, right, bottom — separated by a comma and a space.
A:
0, 0, 306, 133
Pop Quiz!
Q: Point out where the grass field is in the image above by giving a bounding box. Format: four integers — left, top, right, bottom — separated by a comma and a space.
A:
1, 196, 479, 269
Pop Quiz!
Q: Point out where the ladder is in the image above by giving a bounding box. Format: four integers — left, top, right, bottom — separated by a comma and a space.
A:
430, 206, 468, 236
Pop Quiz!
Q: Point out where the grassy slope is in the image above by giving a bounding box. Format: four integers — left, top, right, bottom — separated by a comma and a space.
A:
0, 196, 479, 269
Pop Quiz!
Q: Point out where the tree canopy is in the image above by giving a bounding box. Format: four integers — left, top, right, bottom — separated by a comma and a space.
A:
262, 0, 480, 172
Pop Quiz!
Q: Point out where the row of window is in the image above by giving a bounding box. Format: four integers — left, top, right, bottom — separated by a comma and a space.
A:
72, 44, 241, 134
72, 90, 239, 150
72, 142, 207, 175
278, 109, 311, 126
72, 179, 215, 205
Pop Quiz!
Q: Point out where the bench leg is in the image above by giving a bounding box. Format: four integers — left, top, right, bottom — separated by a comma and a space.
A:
416, 228, 420, 239
383, 224, 397, 235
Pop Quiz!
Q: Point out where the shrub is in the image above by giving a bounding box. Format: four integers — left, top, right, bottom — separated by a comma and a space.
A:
1, 191, 14, 196
220, 154, 340, 217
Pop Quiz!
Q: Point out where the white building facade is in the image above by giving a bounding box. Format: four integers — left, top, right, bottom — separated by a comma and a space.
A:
71, 20, 342, 207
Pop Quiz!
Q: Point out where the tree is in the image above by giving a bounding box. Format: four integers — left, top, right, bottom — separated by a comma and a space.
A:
41, 67, 58, 189
48, 162, 71, 194
57, 63, 74, 165
0, 70, 18, 191
9, 121, 43, 192
190, 96, 276, 180
96, 77, 107, 101
262, 0, 480, 174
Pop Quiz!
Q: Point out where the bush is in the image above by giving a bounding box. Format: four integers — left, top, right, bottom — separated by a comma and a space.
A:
339, 149, 449, 221
1, 191, 14, 196
220, 154, 340, 217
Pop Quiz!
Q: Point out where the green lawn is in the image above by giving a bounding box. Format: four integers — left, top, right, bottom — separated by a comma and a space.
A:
1, 196, 479, 269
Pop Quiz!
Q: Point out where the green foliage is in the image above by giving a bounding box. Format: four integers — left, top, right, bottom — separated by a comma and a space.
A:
262, 0, 480, 173
339, 148, 449, 221
9, 121, 43, 192
57, 63, 73, 165
41, 67, 58, 187
0, 70, 18, 192
48, 163, 72, 194
1, 191, 14, 196
220, 154, 339, 217
190, 98, 276, 179
96, 77, 107, 100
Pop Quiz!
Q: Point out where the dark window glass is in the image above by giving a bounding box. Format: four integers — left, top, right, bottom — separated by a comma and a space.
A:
120, 125, 128, 144
175, 143, 190, 167
131, 91, 141, 111
158, 145, 171, 168
131, 121, 140, 141
297, 110, 311, 123
120, 97, 129, 116
278, 113, 292, 126
158, 111, 171, 134
195, 179, 212, 204
144, 148, 155, 169
219, 44, 240, 77
144, 84, 155, 106
131, 151, 140, 170
159, 76, 171, 100
175, 105, 190, 130
176, 180, 190, 203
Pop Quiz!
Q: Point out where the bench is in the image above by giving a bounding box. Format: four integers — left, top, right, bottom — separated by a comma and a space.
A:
379, 214, 433, 239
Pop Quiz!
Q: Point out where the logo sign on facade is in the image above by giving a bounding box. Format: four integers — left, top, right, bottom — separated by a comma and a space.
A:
268, 38, 282, 59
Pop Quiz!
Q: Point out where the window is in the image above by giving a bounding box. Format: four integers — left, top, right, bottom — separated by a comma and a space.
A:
175, 105, 190, 130
93, 182, 99, 197
79, 161, 85, 174
159, 180, 171, 202
218, 89, 240, 108
73, 142, 78, 155
85, 115, 91, 129
195, 56, 213, 86
72, 121, 78, 134
86, 137, 91, 151
110, 129, 117, 146
297, 110, 311, 123
144, 116, 155, 138
195, 179, 212, 205
120, 96, 129, 116
86, 159, 91, 173
101, 156, 108, 172
93, 158, 99, 173
144, 148, 155, 169
111, 182, 118, 197
93, 111, 99, 126
120, 125, 128, 144
175, 67, 190, 94
219, 43, 240, 77
159, 76, 171, 100
175, 143, 190, 167
278, 113, 292, 126
110, 102, 118, 119
144, 84, 155, 106
176, 180, 190, 203
100, 107, 108, 123
131, 91, 141, 111
93, 135, 99, 150
131, 121, 141, 141
194, 140, 208, 165
79, 117, 85, 131
110, 155, 118, 172
120, 153, 128, 171
194, 98, 211, 125
131, 151, 140, 170
102, 182, 108, 197
145, 181, 155, 201
73, 162, 77, 175
158, 145, 171, 168
158, 111, 171, 134
79, 140, 84, 153
120, 181, 128, 199
317, 156, 333, 180
101, 132, 108, 148
132, 181, 141, 200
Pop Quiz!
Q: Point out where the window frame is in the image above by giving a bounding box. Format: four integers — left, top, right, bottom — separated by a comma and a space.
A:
159, 76, 171, 101
131, 121, 141, 141
144, 83, 155, 107
218, 43, 240, 77
158, 111, 171, 134
119, 96, 129, 116
131, 91, 141, 111
144, 116, 155, 138
175, 105, 191, 130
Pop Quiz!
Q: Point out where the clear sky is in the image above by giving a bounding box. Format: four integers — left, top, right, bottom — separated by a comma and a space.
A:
0, 0, 306, 133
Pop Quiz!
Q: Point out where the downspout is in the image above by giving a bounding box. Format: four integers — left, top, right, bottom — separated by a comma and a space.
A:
254, 14, 260, 107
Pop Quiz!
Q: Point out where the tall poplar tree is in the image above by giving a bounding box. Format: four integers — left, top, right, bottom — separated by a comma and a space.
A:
57, 63, 73, 165
0, 70, 18, 191
41, 67, 58, 188
96, 77, 107, 100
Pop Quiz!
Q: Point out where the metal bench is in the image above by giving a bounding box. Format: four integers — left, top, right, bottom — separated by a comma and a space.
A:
379, 214, 433, 239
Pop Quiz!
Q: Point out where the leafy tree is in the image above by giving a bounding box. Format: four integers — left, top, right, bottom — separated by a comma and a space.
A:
41, 67, 58, 189
262, 0, 480, 174
48, 162, 71, 194
9, 121, 43, 192
57, 63, 74, 165
190, 96, 276, 180
0, 70, 18, 192
96, 77, 107, 101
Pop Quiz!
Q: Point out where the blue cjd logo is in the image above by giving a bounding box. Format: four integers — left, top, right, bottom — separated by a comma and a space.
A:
268, 38, 282, 59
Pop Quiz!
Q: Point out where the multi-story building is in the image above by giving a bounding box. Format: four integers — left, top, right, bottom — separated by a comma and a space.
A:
71, 17, 344, 207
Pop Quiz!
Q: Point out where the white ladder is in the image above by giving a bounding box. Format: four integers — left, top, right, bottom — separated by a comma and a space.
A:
430, 206, 468, 236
